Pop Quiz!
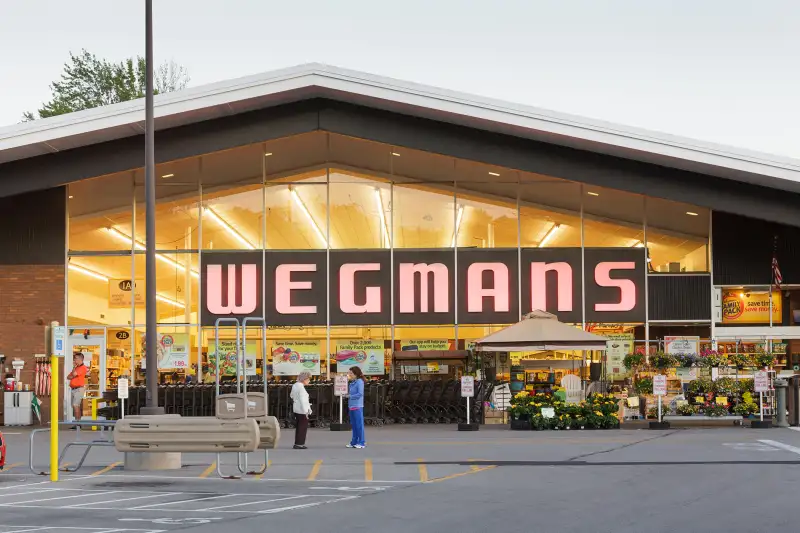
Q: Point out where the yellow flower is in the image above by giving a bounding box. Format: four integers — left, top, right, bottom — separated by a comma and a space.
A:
515, 391, 529, 399
594, 411, 602, 416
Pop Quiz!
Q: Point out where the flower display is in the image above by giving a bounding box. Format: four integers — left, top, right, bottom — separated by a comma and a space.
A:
697, 349, 727, 368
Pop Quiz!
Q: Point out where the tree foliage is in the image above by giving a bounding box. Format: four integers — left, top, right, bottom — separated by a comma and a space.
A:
23, 49, 189, 121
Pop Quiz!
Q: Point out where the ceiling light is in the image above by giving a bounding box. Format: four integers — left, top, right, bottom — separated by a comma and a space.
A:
374, 188, 390, 248
631, 241, 645, 248
587, 192, 599, 197
450, 205, 464, 247
488, 171, 500, 177
538, 223, 561, 248
68, 195, 74, 199
156, 294, 186, 309
264, 152, 273, 157
105, 227, 200, 279
391, 152, 400, 157
290, 187, 328, 247
686, 211, 698, 216
161, 173, 174, 179
68, 263, 109, 282
203, 207, 256, 249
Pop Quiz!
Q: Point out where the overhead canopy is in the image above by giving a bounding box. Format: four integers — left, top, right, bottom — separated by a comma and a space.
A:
474, 310, 608, 352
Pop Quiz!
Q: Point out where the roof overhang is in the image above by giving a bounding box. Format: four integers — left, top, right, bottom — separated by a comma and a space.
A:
2, 63, 800, 193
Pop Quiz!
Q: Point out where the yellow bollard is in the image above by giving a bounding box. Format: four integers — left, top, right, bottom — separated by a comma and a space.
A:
91, 399, 98, 431
50, 356, 59, 482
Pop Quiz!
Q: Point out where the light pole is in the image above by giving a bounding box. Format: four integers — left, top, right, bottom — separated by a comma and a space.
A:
142, 0, 163, 415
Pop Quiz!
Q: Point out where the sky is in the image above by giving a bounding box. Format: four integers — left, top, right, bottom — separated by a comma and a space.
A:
2, 0, 799, 158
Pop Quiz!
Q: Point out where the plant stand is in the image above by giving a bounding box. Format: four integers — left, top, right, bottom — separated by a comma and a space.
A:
458, 422, 480, 431
329, 422, 351, 432
649, 421, 670, 430
510, 419, 531, 430
750, 420, 772, 429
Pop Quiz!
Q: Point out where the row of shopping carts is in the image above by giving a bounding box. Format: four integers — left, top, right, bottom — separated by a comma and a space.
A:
103, 379, 493, 427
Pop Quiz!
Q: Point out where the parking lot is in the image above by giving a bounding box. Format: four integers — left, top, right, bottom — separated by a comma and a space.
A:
3, 426, 800, 532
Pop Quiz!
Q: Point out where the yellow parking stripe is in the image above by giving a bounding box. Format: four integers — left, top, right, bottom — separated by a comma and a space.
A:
307, 460, 323, 481
365, 459, 373, 481
91, 461, 121, 476
1, 462, 23, 472
417, 458, 428, 482
468, 458, 481, 471
428, 465, 497, 483
199, 462, 216, 478
254, 460, 272, 480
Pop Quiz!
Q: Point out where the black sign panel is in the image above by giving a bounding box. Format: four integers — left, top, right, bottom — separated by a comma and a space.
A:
456, 248, 519, 325
393, 249, 456, 325
264, 251, 327, 327
200, 251, 263, 327
520, 248, 583, 323
329, 250, 391, 325
584, 248, 646, 323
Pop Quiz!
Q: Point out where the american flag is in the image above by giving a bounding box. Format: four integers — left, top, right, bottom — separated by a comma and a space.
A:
772, 236, 783, 288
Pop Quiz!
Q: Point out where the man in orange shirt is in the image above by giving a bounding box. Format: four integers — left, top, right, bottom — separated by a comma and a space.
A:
66, 352, 88, 423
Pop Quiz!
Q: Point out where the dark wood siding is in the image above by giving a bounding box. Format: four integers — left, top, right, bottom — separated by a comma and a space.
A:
0, 187, 65, 264
648, 274, 711, 321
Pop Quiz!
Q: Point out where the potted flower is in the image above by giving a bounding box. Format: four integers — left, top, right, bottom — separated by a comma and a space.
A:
623, 352, 645, 370
754, 352, 776, 368
687, 378, 713, 397
713, 377, 740, 397
703, 404, 729, 417
635, 376, 653, 395
697, 349, 727, 368
574, 416, 587, 430
674, 353, 696, 368
732, 402, 759, 417
677, 403, 698, 416
649, 351, 676, 371
727, 352, 752, 369
509, 391, 533, 430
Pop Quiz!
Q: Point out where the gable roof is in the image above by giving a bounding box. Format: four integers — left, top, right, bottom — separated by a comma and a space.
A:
2, 63, 800, 193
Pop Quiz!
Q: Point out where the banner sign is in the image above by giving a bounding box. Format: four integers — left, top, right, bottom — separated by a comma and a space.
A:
335, 339, 385, 375
200, 247, 646, 326
665, 336, 699, 355
605, 333, 634, 380
154, 333, 190, 370
109, 279, 145, 308
722, 291, 781, 324
272, 340, 321, 376
208, 339, 257, 376
400, 339, 454, 351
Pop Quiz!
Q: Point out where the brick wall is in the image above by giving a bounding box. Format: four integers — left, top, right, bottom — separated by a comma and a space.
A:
0, 265, 65, 424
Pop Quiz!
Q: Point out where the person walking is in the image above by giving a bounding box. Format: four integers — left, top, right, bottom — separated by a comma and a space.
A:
290, 371, 312, 449
346, 366, 366, 449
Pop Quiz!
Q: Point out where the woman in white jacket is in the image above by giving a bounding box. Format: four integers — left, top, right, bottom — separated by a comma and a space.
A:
290, 371, 312, 449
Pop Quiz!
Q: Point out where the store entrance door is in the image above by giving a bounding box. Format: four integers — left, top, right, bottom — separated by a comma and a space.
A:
65, 328, 107, 421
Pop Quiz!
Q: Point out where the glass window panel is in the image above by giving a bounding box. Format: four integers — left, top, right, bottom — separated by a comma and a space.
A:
68, 255, 133, 325
455, 191, 517, 248
519, 180, 581, 247
646, 198, 709, 272
265, 183, 328, 249
393, 182, 455, 249
329, 173, 391, 249
202, 179, 263, 250
583, 186, 644, 248
132, 253, 199, 324
69, 171, 135, 252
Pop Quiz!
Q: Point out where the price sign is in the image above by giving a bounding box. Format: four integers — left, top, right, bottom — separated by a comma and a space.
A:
117, 378, 129, 399
334, 374, 348, 396
754, 371, 770, 392
653, 375, 667, 396
716, 396, 728, 405
461, 376, 475, 397
541, 407, 555, 419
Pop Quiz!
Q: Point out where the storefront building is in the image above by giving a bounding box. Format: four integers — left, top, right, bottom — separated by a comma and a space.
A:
2, 64, 800, 420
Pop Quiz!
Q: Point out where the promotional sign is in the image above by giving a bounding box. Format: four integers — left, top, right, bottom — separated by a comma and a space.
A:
461, 376, 475, 397
154, 333, 190, 370
722, 291, 782, 324
209, 339, 258, 376
665, 336, 699, 355
754, 371, 770, 392
676, 368, 697, 382
117, 378, 129, 399
605, 333, 634, 379
653, 375, 667, 396
335, 340, 385, 375
51, 326, 66, 357
400, 340, 454, 351
541, 407, 555, 419
402, 364, 449, 375
334, 374, 348, 396
272, 340, 321, 376
201, 247, 647, 326
109, 279, 145, 308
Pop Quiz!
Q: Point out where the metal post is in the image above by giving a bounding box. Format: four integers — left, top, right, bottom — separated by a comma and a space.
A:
142, 0, 162, 415
466, 396, 470, 425
775, 379, 789, 427
50, 355, 59, 482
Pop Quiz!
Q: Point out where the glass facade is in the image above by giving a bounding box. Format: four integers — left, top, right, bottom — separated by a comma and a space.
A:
65, 131, 711, 386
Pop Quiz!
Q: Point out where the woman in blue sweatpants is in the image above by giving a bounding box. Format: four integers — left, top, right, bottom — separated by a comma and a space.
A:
346, 366, 366, 448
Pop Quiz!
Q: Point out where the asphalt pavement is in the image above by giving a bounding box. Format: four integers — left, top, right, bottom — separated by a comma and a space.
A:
2, 425, 800, 532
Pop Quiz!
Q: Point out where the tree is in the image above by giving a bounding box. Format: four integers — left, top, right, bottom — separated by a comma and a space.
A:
23, 49, 190, 121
